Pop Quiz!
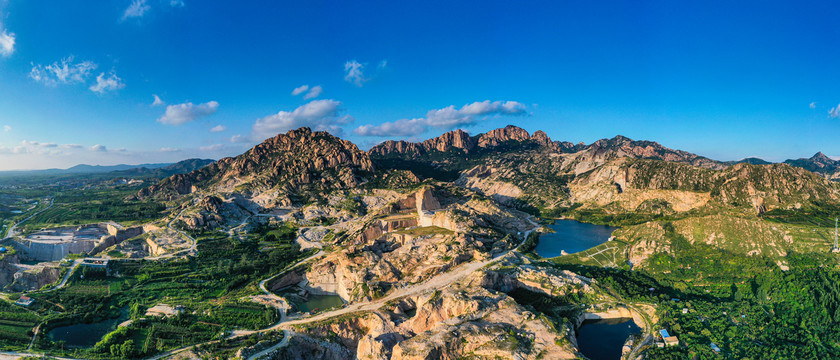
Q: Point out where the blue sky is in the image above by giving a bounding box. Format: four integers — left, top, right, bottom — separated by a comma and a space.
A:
0, 0, 838, 170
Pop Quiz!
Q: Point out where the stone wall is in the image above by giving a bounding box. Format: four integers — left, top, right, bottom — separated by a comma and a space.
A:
17, 239, 97, 261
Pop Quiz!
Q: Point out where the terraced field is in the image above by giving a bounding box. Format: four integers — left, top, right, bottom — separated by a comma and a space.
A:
0, 299, 39, 350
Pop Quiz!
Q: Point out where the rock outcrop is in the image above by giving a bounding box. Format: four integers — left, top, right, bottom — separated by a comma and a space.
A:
0, 254, 61, 292
369, 125, 560, 158
137, 127, 373, 203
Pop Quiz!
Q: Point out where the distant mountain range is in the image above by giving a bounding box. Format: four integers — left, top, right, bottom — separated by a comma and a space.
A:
0, 159, 216, 178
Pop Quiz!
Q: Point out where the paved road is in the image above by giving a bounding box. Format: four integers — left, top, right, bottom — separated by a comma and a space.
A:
623, 303, 655, 360
246, 329, 291, 360
161, 206, 198, 257
4, 197, 53, 239
50, 259, 83, 291
0, 351, 81, 360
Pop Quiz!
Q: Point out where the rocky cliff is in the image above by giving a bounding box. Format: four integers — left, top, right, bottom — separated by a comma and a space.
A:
368, 125, 564, 158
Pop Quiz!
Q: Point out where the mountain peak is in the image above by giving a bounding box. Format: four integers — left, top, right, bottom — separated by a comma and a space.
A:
811, 152, 833, 162
138, 127, 372, 202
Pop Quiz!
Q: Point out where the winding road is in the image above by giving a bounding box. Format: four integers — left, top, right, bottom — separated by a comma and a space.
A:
3, 197, 53, 240
245, 329, 291, 360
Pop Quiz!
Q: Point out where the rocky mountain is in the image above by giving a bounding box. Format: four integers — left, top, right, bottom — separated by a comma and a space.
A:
784, 152, 840, 179
568, 159, 840, 215
582, 135, 726, 170
137, 127, 373, 206
371, 126, 723, 169
368, 125, 576, 158
138, 125, 840, 225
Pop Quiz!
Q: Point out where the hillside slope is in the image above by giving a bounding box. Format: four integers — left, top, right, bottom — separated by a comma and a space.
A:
138, 127, 373, 206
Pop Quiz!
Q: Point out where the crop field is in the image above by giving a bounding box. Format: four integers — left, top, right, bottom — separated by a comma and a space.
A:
0, 300, 39, 350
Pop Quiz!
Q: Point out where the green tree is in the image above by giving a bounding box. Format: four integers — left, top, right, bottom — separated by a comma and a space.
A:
120, 339, 136, 358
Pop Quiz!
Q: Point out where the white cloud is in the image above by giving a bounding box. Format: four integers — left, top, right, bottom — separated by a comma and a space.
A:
152, 94, 165, 106
251, 99, 352, 140
170, 0, 185, 7
344, 60, 366, 87
10, 140, 84, 156
157, 101, 219, 125
354, 118, 428, 137
230, 134, 248, 143
199, 144, 224, 151
159, 147, 180, 152
122, 0, 150, 20
29, 56, 97, 87
90, 144, 107, 152
61, 144, 83, 149
89, 72, 125, 93
291, 85, 309, 96
343, 59, 388, 87
303, 85, 322, 100
0, 29, 14, 57
292, 84, 323, 99
830, 104, 840, 119
354, 100, 526, 137
809, 102, 817, 109
3, 125, 10, 132
209, 124, 226, 132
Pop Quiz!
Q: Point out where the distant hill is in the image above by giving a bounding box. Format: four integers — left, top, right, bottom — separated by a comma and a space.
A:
0, 162, 172, 177
724, 157, 773, 166
784, 152, 840, 176
0, 159, 215, 178
109, 159, 216, 178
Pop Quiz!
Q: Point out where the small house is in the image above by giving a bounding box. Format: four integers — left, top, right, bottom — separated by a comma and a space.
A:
710, 342, 721, 352
664, 336, 680, 347
15, 296, 34, 307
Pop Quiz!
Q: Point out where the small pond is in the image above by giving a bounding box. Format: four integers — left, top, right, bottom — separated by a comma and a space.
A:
47, 315, 126, 348
576, 318, 642, 360
534, 219, 617, 258
294, 294, 345, 313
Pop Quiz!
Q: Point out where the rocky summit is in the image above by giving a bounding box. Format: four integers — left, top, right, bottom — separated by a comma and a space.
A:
138, 127, 373, 204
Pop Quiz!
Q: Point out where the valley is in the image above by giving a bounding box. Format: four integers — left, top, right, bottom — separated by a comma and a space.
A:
0, 126, 838, 360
